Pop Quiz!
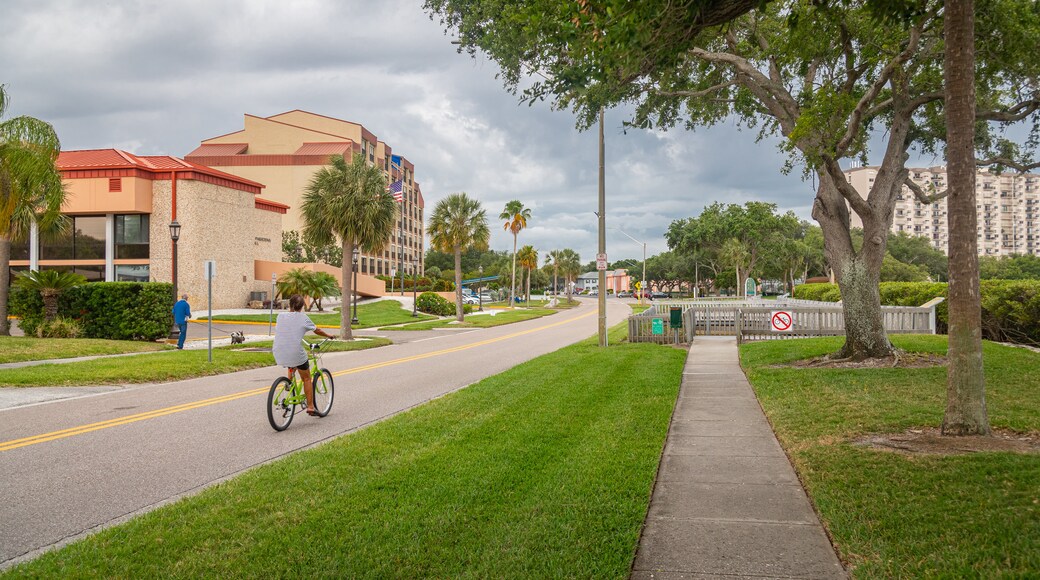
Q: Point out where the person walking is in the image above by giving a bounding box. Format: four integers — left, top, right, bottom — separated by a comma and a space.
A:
172, 294, 191, 350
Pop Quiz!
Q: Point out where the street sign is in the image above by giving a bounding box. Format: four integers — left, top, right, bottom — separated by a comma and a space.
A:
651, 318, 664, 335
596, 253, 608, 271
271, 272, 277, 283
771, 311, 794, 332
203, 260, 216, 280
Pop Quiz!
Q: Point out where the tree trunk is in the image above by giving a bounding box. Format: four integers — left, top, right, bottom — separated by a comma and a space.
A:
525, 267, 531, 304
942, 0, 989, 436
42, 291, 58, 322
340, 240, 353, 340
0, 237, 10, 336
454, 246, 465, 322
813, 171, 895, 360
510, 234, 517, 308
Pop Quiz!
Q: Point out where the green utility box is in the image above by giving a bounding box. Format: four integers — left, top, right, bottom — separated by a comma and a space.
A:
669, 307, 683, 328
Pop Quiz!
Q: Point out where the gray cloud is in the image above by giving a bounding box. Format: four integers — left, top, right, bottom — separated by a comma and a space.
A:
1, 0, 819, 264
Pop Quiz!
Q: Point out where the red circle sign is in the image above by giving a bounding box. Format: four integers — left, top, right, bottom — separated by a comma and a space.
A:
771, 311, 793, 331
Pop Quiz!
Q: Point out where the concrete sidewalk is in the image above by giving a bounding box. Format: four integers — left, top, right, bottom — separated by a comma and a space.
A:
632, 336, 846, 579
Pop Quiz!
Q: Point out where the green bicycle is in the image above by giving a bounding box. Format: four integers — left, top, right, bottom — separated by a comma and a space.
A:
267, 338, 335, 431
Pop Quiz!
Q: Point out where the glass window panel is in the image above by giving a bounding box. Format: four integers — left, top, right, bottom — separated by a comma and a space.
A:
115, 215, 149, 259
115, 265, 149, 282
10, 238, 30, 260
73, 216, 106, 260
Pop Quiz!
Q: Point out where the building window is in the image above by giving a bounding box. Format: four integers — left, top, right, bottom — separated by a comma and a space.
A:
115, 265, 149, 282
115, 214, 150, 259
40, 215, 106, 260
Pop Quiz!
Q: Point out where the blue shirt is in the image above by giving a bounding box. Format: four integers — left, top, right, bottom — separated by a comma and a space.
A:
172, 300, 191, 324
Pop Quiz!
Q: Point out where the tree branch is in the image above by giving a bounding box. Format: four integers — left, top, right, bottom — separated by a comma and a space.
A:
977, 98, 1040, 122
904, 178, 948, 204
976, 157, 1040, 172
690, 47, 801, 132
835, 24, 923, 156
652, 79, 737, 98
821, 155, 872, 218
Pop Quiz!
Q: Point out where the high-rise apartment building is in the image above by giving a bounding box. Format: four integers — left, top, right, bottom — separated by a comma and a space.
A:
845, 166, 1040, 256
187, 110, 425, 278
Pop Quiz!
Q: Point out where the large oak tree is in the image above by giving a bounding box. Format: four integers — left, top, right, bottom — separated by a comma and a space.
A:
426, 0, 1039, 361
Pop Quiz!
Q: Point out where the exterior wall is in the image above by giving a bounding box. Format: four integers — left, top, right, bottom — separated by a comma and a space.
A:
191, 111, 426, 279
254, 260, 385, 298
845, 166, 1040, 257
151, 179, 283, 309
62, 175, 152, 214
193, 164, 315, 232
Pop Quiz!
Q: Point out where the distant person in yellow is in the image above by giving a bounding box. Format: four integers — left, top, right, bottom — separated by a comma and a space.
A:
272, 294, 334, 416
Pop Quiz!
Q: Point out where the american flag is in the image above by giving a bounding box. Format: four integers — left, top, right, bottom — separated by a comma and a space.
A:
387, 179, 404, 203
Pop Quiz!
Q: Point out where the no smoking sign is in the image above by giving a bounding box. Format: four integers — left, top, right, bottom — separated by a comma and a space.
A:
771, 311, 793, 332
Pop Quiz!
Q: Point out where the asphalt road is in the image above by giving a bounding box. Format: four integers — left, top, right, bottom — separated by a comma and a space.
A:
0, 298, 630, 568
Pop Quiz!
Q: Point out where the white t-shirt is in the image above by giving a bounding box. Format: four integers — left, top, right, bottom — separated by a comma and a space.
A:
272, 311, 317, 368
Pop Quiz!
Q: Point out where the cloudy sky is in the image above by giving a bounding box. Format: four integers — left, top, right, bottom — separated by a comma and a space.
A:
1, 0, 827, 264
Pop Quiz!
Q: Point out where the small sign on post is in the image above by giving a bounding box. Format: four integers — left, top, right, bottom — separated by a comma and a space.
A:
596, 252, 608, 271
745, 277, 756, 297
651, 318, 664, 335
771, 310, 794, 332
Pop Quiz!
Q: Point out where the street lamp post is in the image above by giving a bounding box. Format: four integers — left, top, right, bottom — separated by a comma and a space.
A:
478, 265, 484, 312
168, 220, 181, 340
411, 255, 419, 317
351, 247, 359, 325
615, 228, 646, 306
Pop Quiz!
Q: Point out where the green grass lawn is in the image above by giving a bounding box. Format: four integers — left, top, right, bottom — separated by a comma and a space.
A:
0, 335, 392, 387
4, 324, 687, 578
0, 336, 170, 364
201, 300, 435, 328
380, 308, 557, 330
741, 335, 1040, 578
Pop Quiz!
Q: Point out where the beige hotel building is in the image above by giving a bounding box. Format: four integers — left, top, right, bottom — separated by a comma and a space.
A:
845, 166, 1040, 257
186, 110, 425, 279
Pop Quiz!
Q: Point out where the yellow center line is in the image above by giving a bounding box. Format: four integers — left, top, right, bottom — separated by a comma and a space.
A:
1, 309, 596, 452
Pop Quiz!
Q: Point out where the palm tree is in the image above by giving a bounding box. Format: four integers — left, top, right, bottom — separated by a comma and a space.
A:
428, 193, 490, 322
300, 153, 397, 340
499, 200, 531, 308
0, 85, 69, 335
311, 271, 341, 312
517, 245, 538, 305
14, 270, 86, 323
545, 249, 563, 298
556, 248, 582, 303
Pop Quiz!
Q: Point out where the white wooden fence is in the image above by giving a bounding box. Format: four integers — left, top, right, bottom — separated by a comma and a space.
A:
628, 298, 944, 344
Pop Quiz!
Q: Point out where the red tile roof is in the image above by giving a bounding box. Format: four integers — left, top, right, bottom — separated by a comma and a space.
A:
293, 142, 353, 156
185, 143, 248, 157
58, 149, 264, 194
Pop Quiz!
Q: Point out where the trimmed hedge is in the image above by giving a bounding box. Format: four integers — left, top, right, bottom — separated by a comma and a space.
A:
9, 282, 174, 341
793, 280, 1040, 345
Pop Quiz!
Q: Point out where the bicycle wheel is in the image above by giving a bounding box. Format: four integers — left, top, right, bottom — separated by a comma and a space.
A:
312, 368, 334, 417
267, 376, 296, 431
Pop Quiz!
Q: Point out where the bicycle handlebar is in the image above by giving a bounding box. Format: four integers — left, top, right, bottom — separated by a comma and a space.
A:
302, 337, 334, 351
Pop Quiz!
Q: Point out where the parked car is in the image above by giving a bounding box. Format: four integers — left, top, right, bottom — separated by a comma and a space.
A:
479, 293, 494, 302
617, 291, 632, 298
462, 294, 480, 305
651, 291, 669, 299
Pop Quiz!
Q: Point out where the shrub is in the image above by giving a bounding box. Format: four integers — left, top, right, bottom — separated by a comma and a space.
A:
36, 316, 82, 338
63, 283, 173, 341
8, 287, 45, 336
416, 292, 455, 316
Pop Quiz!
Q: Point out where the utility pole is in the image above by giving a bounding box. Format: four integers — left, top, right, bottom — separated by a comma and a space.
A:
598, 108, 607, 347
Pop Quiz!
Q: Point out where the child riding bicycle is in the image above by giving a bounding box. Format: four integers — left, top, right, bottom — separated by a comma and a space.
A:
272, 294, 335, 416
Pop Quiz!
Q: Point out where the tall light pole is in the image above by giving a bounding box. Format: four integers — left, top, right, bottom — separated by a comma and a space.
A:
351, 247, 359, 325
411, 255, 418, 317
614, 228, 646, 306
597, 107, 607, 347
168, 220, 181, 340
478, 265, 484, 312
